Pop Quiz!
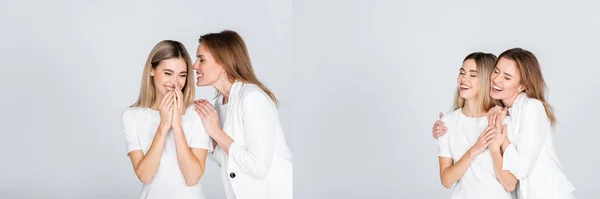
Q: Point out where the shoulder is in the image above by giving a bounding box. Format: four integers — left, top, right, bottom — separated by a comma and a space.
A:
239, 83, 265, 97
520, 96, 545, 113
122, 107, 149, 121
440, 109, 461, 124
183, 105, 201, 121
239, 83, 272, 104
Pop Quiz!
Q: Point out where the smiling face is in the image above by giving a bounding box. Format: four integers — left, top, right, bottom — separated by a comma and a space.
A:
457, 59, 480, 100
490, 57, 525, 102
151, 57, 188, 98
193, 43, 225, 87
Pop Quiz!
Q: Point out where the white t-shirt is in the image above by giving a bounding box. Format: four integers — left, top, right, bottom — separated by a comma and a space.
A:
437, 108, 512, 199
121, 106, 212, 199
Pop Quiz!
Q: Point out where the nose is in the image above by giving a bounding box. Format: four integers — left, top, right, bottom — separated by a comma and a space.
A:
460, 73, 468, 82
491, 74, 500, 85
193, 60, 199, 70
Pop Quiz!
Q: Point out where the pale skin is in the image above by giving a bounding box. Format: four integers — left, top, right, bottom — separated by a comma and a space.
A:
433, 57, 522, 191
127, 58, 208, 186
438, 59, 502, 188
192, 43, 234, 154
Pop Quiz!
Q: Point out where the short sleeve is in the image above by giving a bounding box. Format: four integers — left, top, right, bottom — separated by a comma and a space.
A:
122, 108, 142, 155
437, 116, 451, 158
189, 114, 213, 151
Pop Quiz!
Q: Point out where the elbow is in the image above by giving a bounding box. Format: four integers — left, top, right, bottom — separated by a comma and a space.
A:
503, 181, 517, 192
440, 177, 453, 189
185, 178, 200, 187
441, 181, 453, 189
252, 164, 271, 179
503, 184, 516, 193
184, 170, 205, 187
135, 171, 154, 184
140, 178, 153, 185
184, 175, 202, 187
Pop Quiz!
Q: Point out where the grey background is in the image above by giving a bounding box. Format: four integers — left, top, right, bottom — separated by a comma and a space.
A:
1, 0, 599, 198
0, 0, 292, 198
292, 0, 599, 198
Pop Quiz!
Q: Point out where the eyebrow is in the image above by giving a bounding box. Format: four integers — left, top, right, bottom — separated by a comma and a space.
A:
494, 67, 512, 77
196, 55, 204, 58
459, 68, 477, 72
179, 71, 187, 74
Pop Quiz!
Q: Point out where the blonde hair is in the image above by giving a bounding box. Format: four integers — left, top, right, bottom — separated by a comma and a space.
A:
453, 52, 499, 113
198, 30, 278, 106
497, 48, 556, 128
131, 40, 195, 111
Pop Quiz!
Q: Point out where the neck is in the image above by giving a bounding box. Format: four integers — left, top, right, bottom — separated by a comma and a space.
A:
502, 92, 521, 108
151, 91, 163, 110
462, 99, 485, 117
215, 80, 234, 104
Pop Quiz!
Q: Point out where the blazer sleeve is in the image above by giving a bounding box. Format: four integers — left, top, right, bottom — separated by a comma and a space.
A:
502, 100, 551, 179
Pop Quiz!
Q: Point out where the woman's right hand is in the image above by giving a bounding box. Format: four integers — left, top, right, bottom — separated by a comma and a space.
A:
159, 91, 175, 130
469, 126, 499, 156
432, 112, 447, 139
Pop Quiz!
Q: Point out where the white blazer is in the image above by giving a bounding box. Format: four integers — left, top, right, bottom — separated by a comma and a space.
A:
503, 93, 575, 199
210, 81, 293, 199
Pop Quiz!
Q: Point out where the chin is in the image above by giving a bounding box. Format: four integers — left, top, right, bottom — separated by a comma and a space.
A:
489, 93, 501, 100
195, 82, 210, 87
459, 92, 474, 99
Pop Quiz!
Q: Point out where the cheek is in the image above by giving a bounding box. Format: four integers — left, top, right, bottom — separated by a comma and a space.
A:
505, 81, 521, 92
470, 78, 479, 91
179, 77, 187, 86
153, 75, 164, 86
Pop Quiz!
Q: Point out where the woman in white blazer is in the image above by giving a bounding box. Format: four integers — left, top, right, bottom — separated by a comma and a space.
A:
191, 30, 293, 199
487, 48, 575, 199
434, 48, 575, 199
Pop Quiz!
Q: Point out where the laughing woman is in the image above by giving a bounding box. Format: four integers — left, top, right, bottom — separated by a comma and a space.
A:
487, 48, 575, 199
436, 52, 514, 199
192, 30, 293, 199
121, 40, 212, 199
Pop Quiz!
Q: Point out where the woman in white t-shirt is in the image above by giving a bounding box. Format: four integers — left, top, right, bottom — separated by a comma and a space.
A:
121, 40, 212, 199
435, 52, 514, 199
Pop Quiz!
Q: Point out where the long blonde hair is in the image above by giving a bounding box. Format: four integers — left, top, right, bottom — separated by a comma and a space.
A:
453, 52, 499, 113
198, 30, 278, 106
497, 48, 556, 128
131, 40, 195, 111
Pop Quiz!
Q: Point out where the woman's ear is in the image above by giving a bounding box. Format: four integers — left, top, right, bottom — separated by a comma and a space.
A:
518, 85, 525, 93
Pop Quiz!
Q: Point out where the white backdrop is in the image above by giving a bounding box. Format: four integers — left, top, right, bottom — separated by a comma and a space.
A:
292, 0, 599, 198
2, 0, 600, 198
0, 0, 292, 198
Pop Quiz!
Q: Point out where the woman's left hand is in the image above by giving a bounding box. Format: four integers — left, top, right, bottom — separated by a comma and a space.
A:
489, 124, 507, 152
171, 85, 184, 130
194, 99, 221, 137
